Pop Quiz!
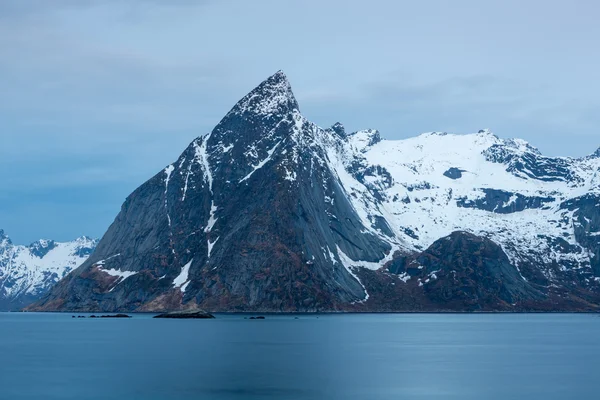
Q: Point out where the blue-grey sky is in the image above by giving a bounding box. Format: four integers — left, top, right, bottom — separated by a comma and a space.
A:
1, 0, 599, 244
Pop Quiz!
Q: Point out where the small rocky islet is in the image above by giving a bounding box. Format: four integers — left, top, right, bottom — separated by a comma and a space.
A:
153, 310, 215, 319
70, 310, 216, 319
72, 314, 132, 318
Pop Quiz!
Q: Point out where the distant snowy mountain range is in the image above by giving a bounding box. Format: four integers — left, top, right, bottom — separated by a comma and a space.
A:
0, 230, 97, 310
30, 71, 600, 312
348, 128, 600, 278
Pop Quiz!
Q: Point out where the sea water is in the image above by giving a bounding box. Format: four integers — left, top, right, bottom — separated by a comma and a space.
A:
1, 313, 599, 400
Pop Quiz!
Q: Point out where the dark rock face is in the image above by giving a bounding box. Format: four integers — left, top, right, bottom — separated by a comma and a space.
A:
31, 71, 391, 313
407, 232, 544, 308
28, 240, 57, 258
443, 167, 465, 180
483, 143, 583, 184
561, 194, 600, 275
457, 189, 555, 214
362, 231, 599, 312
328, 122, 346, 139
349, 163, 393, 203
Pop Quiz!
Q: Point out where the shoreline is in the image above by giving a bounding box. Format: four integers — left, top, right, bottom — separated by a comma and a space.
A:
4, 310, 600, 315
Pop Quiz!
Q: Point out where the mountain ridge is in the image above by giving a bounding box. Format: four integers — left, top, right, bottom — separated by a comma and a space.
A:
0, 230, 97, 310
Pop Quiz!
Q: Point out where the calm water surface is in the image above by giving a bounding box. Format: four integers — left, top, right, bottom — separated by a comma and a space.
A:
1, 313, 599, 400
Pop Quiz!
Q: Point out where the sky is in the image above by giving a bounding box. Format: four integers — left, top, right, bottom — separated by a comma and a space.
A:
1, 0, 599, 244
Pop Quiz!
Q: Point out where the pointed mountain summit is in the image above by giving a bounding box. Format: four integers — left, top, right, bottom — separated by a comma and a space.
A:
226, 70, 299, 118
0, 229, 11, 245
203, 71, 306, 185
328, 122, 346, 138
30, 73, 600, 313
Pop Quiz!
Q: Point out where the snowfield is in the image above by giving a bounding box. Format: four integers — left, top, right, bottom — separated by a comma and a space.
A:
328, 128, 600, 283
0, 232, 97, 306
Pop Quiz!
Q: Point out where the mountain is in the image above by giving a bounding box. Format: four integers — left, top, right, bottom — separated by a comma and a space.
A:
30, 71, 600, 312
0, 230, 97, 310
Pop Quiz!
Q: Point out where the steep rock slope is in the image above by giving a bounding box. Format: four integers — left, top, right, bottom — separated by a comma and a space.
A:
31, 72, 600, 312
32, 72, 393, 312
0, 230, 97, 310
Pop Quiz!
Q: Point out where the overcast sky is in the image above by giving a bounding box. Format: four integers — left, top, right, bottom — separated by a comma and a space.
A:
1, 0, 599, 244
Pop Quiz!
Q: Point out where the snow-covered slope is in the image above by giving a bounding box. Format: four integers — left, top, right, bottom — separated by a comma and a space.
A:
0, 230, 97, 310
330, 128, 600, 288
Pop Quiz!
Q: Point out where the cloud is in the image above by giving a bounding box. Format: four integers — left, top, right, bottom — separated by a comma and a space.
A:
299, 72, 600, 156
0, 0, 234, 185
0, 0, 210, 18
2, 0, 600, 243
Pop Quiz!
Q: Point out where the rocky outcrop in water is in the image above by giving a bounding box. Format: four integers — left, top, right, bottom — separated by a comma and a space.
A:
154, 310, 215, 319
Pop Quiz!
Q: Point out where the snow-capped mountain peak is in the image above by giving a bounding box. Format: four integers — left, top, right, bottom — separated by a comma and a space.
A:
0, 230, 97, 310
348, 129, 382, 152
589, 146, 600, 159
227, 70, 299, 118
0, 229, 11, 246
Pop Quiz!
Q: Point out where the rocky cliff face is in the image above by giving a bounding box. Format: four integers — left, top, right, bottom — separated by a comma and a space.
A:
0, 230, 97, 310
30, 72, 600, 312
